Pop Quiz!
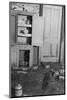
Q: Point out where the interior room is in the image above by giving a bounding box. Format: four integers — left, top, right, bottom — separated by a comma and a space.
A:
9, 2, 65, 97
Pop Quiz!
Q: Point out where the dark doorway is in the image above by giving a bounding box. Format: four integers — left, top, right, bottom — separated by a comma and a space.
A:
19, 50, 30, 67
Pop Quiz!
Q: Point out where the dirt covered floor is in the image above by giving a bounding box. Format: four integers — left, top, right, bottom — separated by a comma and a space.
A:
11, 63, 65, 97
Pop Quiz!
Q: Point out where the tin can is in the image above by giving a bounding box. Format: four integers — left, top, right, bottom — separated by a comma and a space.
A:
15, 84, 22, 97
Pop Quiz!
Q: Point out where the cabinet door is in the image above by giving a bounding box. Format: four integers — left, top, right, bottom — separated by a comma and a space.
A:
32, 16, 44, 46
11, 46, 17, 66
41, 5, 62, 62
10, 15, 16, 44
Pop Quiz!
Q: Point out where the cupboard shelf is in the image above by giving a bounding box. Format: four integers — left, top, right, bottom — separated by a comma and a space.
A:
16, 14, 32, 45
17, 34, 32, 37
17, 24, 32, 27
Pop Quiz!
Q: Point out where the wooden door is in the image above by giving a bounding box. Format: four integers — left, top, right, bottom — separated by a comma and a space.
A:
41, 5, 62, 62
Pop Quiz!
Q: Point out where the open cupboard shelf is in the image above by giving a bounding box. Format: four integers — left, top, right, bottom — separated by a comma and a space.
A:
17, 34, 32, 37
16, 14, 32, 45
17, 24, 32, 27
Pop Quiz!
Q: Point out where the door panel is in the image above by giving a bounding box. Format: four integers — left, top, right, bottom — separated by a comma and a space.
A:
50, 8, 59, 39
41, 42, 50, 57
50, 7, 62, 58
50, 43, 58, 57
43, 6, 51, 40
32, 16, 44, 46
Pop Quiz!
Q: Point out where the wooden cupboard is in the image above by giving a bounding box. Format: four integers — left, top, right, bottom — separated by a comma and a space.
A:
10, 3, 63, 68
10, 3, 40, 68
